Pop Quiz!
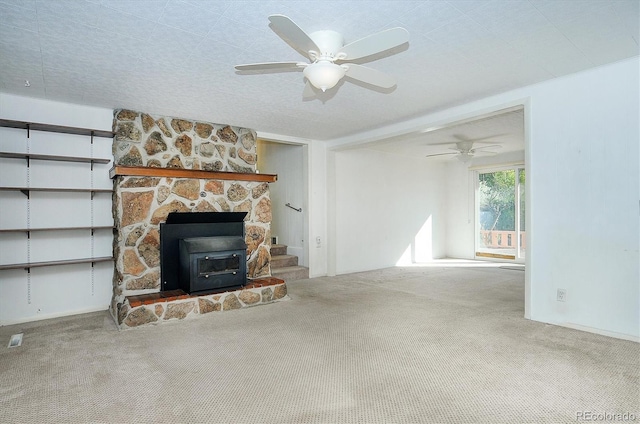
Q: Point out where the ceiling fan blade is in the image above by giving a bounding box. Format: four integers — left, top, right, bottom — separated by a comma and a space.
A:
452, 133, 508, 143
425, 152, 457, 158
339, 27, 409, 61
235, 62, 303, 71
472, 144, 502, 151
302, 80, 316, 99
268, 15, 320, 58
344, 64, 395, 88
426, 142, 458, 146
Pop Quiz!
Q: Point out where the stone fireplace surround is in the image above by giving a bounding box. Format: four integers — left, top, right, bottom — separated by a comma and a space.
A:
109, 110, 288, 329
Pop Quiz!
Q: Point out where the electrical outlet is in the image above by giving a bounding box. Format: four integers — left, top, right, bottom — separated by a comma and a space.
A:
557, 289, 567, 302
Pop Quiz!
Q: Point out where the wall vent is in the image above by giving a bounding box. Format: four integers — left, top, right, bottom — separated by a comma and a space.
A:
8, 333, 23, 348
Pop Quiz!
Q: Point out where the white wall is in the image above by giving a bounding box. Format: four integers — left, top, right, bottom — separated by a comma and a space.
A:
326, 57, 640, 340
445, 160, 476, 259
0, 93, 114, 325
0, 93, 113, 130
330, 148, 447, 275
526, 59, 639, 340
306, 140, 328, 277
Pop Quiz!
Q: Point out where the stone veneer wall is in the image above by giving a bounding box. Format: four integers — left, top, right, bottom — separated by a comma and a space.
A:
112, 109, 257, 172
110, 109, 272, 319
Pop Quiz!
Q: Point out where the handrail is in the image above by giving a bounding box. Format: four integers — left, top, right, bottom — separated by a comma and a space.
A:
285, 202, 302, 212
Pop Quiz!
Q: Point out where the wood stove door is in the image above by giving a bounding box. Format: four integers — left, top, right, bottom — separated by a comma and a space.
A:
188, 250, 246, 293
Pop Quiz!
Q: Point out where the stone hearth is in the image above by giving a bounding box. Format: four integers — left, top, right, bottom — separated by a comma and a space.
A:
118, 277, 288, 328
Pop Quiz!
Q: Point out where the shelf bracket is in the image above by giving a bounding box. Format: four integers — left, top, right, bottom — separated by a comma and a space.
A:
26, 123, 30, 139
20, 189, 30, 198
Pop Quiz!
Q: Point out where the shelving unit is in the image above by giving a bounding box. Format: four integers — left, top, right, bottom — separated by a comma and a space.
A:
0, 119, 115, 271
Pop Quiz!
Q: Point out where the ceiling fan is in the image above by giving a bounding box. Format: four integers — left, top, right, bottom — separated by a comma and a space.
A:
235, 15, 409, 97
425, 137, 502, 163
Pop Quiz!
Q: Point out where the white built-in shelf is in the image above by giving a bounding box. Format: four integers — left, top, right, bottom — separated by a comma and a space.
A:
0, 256, 114, 271
0, 151, 111, 164
0, 119, 114, 139
0, 226, 114, 234
0, 187, 112, 196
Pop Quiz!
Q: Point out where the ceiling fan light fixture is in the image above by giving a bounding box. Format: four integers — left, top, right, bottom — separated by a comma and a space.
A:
458, 153, 473, 163
303, 61, 346, 92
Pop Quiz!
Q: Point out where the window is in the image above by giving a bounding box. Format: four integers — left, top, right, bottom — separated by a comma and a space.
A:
476, 167, 525, 261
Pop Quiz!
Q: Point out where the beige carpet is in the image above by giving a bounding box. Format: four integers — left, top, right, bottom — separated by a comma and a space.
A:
1, 263, 638, 423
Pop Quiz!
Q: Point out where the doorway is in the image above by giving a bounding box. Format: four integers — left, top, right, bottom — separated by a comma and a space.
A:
256, 140, 307, 266
475, 166, 525, 262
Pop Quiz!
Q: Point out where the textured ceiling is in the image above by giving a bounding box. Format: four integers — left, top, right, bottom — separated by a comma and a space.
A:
0, 0, 638, 142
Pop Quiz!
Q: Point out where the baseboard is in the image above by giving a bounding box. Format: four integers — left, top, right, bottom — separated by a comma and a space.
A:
0, 305, 109, 327
548, 321, 639, 343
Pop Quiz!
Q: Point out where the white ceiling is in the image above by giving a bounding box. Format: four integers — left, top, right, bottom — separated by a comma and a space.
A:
0, 0, 638, 142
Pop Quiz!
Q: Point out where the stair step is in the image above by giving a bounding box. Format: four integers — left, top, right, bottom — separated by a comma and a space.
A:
271, 244, 287, 256
271, 254, 298, 268
272, 265, 309, 282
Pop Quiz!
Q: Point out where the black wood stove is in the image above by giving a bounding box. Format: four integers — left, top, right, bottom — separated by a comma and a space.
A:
160, 212, 247, 294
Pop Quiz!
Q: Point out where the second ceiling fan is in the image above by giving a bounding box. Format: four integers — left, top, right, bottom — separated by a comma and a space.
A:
235, 15, 409, 97
425, 136, 503, 163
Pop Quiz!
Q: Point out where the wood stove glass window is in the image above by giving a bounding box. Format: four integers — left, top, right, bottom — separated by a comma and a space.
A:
198, 254, 240, 276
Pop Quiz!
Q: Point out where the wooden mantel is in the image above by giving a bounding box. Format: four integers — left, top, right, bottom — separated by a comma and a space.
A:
109, 166, 277, 183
